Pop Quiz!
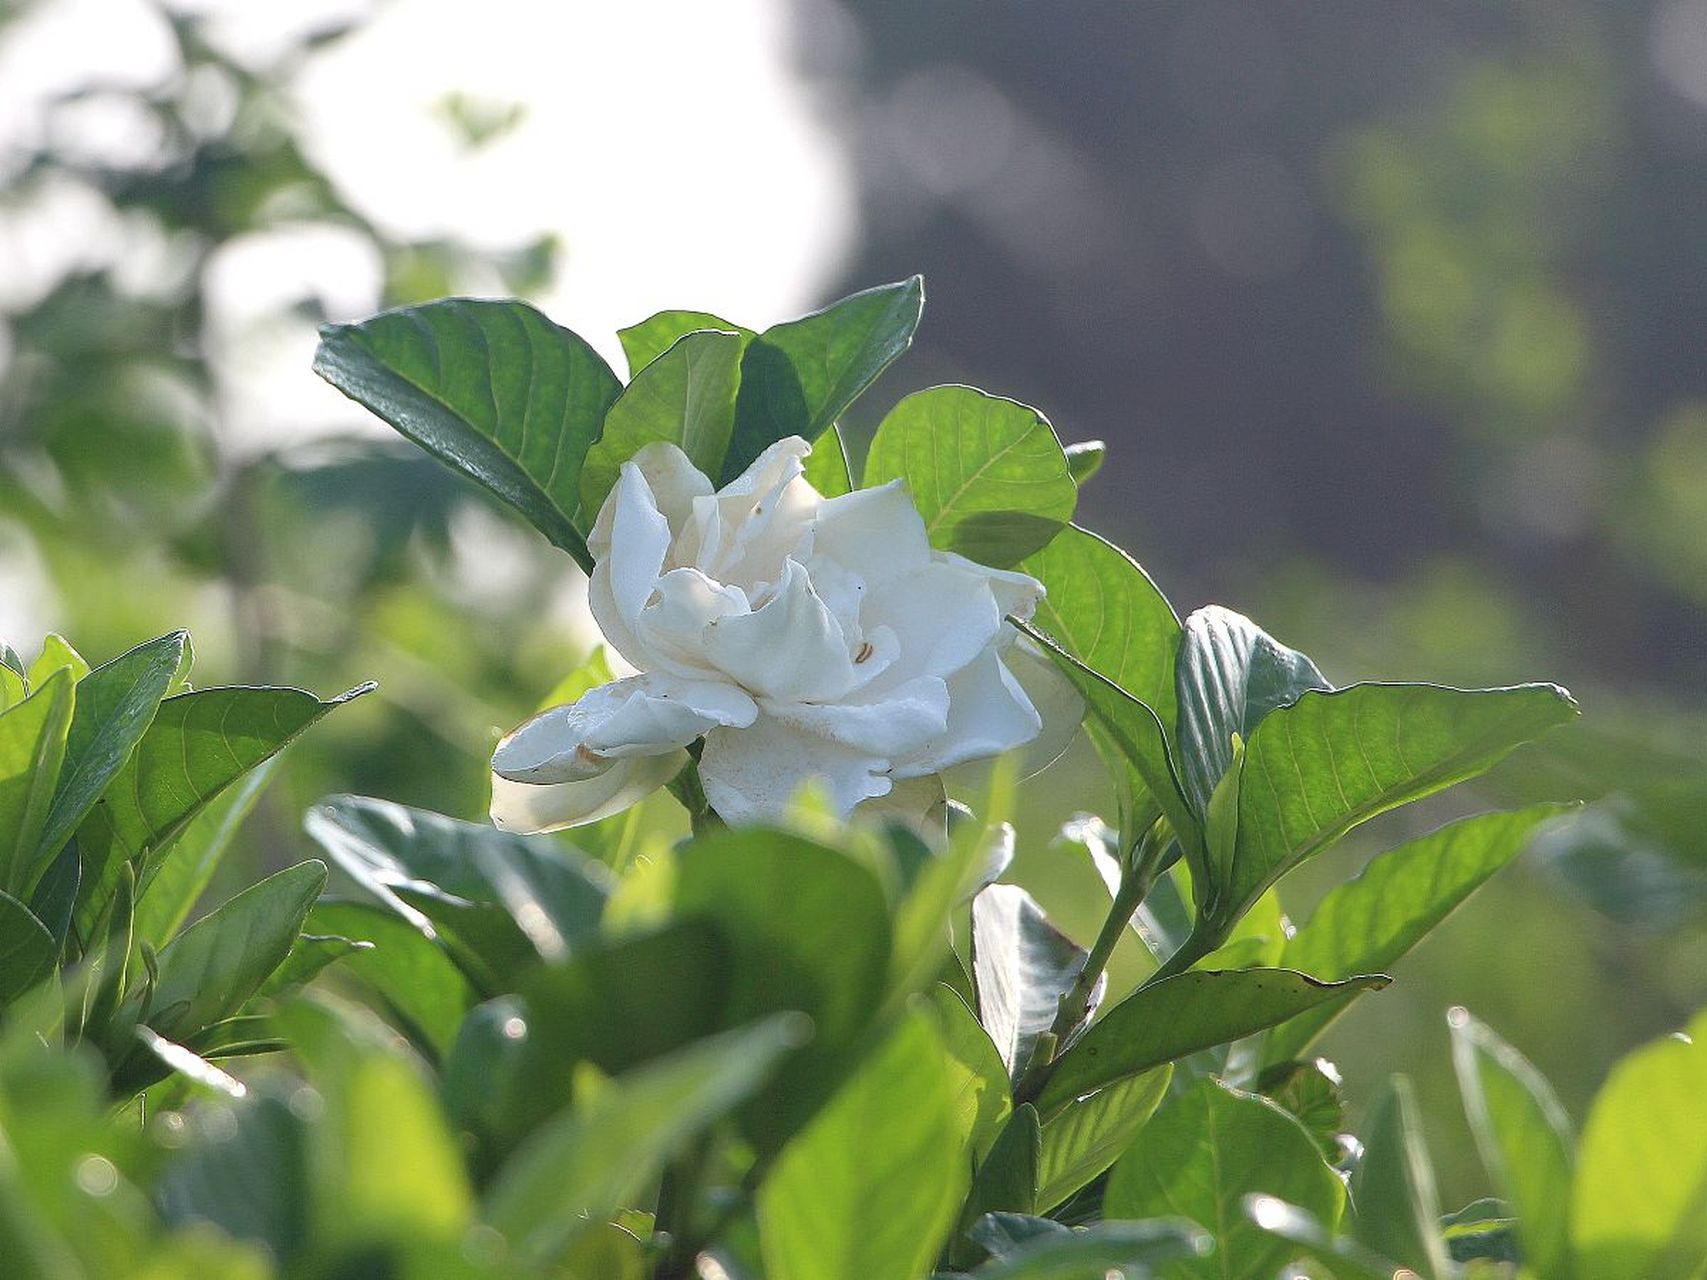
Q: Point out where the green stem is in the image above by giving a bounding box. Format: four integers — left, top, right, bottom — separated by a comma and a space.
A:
1141, 921, 1225, 988
653, 1135, 711, 1279
665, 753, 723, 837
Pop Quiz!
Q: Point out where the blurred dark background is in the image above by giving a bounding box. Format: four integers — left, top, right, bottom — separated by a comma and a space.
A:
2, 0, 1704, 1204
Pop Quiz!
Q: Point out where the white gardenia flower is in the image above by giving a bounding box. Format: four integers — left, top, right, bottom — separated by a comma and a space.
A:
491, 436, 1069, 829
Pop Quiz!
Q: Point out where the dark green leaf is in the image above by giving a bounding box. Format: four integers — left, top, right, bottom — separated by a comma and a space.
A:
954, 1104, 1042, 1267
1035, 1066, 1171, 1213
0, 670, 73, 900
971, 1219, 1209, 1279
972, 883, 1094, 1085
0, 889, 55, 1005
1266, 806, 1563, 1063
726, 276, 922, 483
1450, 1010, 1575, 1279
759, 1011, 968, 1280
1256, 1058, 1345, 1162
579, 328, 747, 515
257, 933, 371, 998
1105, 1079, 1345, 1280
864, 385, 1076, 567
929, 983, 1014, 1166
36, 631, 186, 881
1349, 1076, 1449, 1278
1036, 969, 1389, 1117
304, 795, 610, 992
158, 1092, 311, 1265
488, 1014, 804, 1263
73, 683, 368, 938
145, 861, 326, 1039
1240, 1197, 1399, 1280
314, 299, 622, 567
618, 308, 752, 376
1219, 682, 1578, 928
304, 900, 473, 1059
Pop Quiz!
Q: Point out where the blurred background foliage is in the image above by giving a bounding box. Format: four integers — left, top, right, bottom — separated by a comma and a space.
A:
1, 0, 1704, 1206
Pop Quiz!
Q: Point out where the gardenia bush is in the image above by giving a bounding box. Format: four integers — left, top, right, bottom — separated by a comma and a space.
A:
0, 277, 1699, 1279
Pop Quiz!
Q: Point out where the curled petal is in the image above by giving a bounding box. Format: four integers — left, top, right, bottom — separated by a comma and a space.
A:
702, 559, 857, 702
809, 481, 933, 588
626, 441, 714, 545
588, 463, 673, 669
490, 751, 686, 832
941, 551, 1045, 622
1004, 634, 1085, 776
493, 672, 756, 783
858, 559, 1004, 686
894, 645, 1041, 779
763, 675, 948, 761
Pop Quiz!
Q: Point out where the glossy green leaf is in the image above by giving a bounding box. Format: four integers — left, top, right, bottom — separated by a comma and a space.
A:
972, 882, 1094, 1085
73, 683, 368, 938
1349, 1076, 1449, 1279
314, 298, 622, 567
929, 984, 1013, 1166
1036, 969, 1389, 1117
26, 634, 88, 688
1064, 439, 1106, 485
1105, 1079, 1346, 1280
1175, 606, 1329, 820
804, 425, 854, 497
1021, 524, 1178, 717
726, 275, 922, 483
0, 889, 56, 1005
1035, 1065, 1171, 1213
864, 385, 1076, 567
1572, 1006, 1707, 1278
0, 671, 73, 900
1266, 805, 1563, 1064
144, 860, 326, 1040
131, 761, 276, 949
1450, 1010, 1575, 1279
36, 631, 186, 881
759, 1011, 968, 1280
1018, 622, 1201, 875
971, 1219, 1209, 1279
305, 900, 473, 1059
304, 795, 610, 992
1219, 681, 1578, 927
579, 328, 747, 515
954, 1104, 1041, 1267
618, 308, 752, 376
487, 1014, 803, 1263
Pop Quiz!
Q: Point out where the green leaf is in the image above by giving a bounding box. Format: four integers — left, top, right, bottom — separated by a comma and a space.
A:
1266, 806, 1563, 1064
1105, 1079, 1346, 1280
0, 662, 25, 714
303, 795, 610, 992
305, 900, 473, 1059
1175, 606, 1329, 821
759, 1011, 969, 1280
726, 276, 922, 483
314, 298, 622, 568
970, 1219, 1209, 1279
131, 760, 277, 949
0, 670, 73, 900
1450, 1010, 1575, 1279
1571, 1006, 1707, 1278
1349, 1076, 1449, 1279
1240, 1197, 1399, 1280
954, 1104, 1041, 1267
144, 860, 326, 1040
804, 425, 854, 497
863, 385, 1076, 567
487, 1014, 804, 1264
1018, 622, 1201, 876
928, 983, 1013, 1166
27, 634, 88, 688
257, 933, 371, 997
972, 883, 1093, 1085
1035, 1065, 1171, 1213
579, 328, 747, 516
1064, 439, 1106, 486
157, 1093, 310, 1267
0, 889, 56, 1005
73, 683, 368, 939
1021, 524, 1178, 718
669, 827, 893, 1149
1219, 682, 1578, 928
618, 308, 752, 376
1036, 969, 1389, 1117
36, 631, 187, 882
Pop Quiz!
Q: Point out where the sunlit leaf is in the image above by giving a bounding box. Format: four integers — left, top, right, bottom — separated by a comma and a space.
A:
1349, 1076, 1450, 1278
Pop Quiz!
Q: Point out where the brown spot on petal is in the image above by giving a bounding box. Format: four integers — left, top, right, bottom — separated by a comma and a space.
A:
575, 744, 607, 766
854, 641, 875, 664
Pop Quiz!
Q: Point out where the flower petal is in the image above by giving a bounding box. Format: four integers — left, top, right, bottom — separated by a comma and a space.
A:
857, 558, 1005, 687
588, 463, 672, 669
690, 437, 819, 591
940, 551, 1045, 622
490, 750, 686, 832
699, 717, 892, 823
627, 441, 714, 547
809, 481, 933, 587
893, 645, 1041, 778
763, 675, 949, 759
635, 567, 750, 678
493, 672, 756, 784
702, 558, 858, 702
